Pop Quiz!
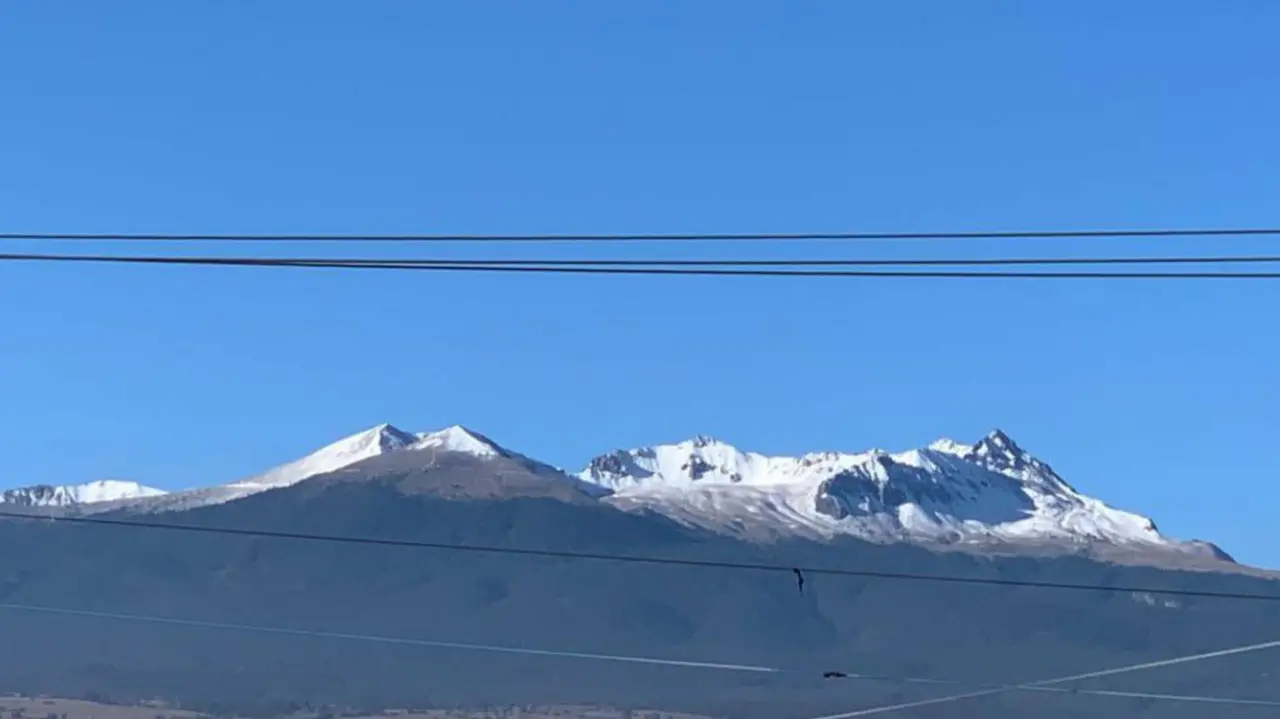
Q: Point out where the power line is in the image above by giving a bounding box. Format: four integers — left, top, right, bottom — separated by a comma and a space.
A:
218, 254, 1280, 266
4, 227, 1280, 243
5, 253, 1280, 279
4, 602, 1278, 710
817, 635, 1280, 717
3, 510, 1277, 603
10, 252, 1280, 267
834, 673, 1280, 709
0, 603, 778, 673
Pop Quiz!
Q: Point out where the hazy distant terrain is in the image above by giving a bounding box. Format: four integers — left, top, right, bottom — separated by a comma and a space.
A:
2, 431, 1279, 718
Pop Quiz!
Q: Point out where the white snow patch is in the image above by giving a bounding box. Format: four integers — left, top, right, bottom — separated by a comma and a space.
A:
0, 479, 167, 507
412, 425, 502, 458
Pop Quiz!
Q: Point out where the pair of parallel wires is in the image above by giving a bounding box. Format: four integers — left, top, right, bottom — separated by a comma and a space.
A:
5, 226, 1280, 279
6, 225, 1280, 714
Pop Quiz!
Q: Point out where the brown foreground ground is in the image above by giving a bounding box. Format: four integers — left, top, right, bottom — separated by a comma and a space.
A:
0, 697, 711, 719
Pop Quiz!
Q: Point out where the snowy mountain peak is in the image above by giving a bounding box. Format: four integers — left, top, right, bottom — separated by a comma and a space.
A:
971, 429, 1023, 460
230, 423, 418, 491
986, 428, 1018, 445
412, 425, 505, 458
0, 479, 166, 508
364, 423, 421, 452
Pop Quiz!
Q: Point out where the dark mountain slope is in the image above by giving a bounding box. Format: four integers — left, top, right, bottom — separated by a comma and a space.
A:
0, 455, 1278, 718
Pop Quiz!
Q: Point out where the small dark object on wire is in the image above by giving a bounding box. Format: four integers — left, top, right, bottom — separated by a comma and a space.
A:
4, 510, 1280, 603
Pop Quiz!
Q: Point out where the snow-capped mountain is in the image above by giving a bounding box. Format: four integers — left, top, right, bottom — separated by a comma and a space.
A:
3, 423, 1228, 563
97, 423, 415, 513
581, 430, 1228, 560
107, 422, 589, 513
0, 479, 166, 508
113, 423, 507, 513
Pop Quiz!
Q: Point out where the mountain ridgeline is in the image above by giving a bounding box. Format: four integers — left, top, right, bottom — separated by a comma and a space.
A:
0, 425, 1276, 719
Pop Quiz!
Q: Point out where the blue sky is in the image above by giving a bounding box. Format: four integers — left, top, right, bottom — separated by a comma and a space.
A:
1, 2, 1277, 565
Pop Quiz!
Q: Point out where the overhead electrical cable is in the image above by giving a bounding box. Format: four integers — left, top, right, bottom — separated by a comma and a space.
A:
3, 510, 1277, 603
5, 253, 1280, 279
9, 251, 1280, 267
0, 602, 777, 673
811, 635, 1280, 718
2, 602, 1277, 710
4, 227, 1280, 243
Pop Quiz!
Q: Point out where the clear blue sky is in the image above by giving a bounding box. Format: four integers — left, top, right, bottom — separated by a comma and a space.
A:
1, 2, 1277, 565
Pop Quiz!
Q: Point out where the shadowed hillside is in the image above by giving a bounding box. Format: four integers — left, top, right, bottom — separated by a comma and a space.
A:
2, 454, 1279, 718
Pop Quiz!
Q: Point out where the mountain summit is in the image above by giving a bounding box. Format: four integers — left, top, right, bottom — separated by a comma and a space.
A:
412, 425, 507, 459
234, 422, 421, 492
99, 423, 593, 513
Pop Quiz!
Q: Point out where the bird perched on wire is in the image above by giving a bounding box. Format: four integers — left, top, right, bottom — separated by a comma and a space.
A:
794, 568, 806, 595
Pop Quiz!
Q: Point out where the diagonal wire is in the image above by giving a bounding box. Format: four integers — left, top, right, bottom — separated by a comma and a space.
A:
2, 510, 1278, 603
3, 602, 1278, 709
11, 252, 1280, 267
0, 602, 777, 673
813, 636, 1280, 717
6, 253, 1280, 278
834, 671, 1280, 707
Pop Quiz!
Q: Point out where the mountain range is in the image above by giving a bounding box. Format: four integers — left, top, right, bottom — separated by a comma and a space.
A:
1, 423, 1276, 718
2, 423, 1233, 567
